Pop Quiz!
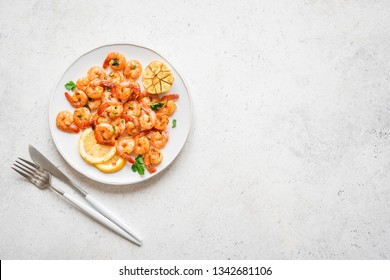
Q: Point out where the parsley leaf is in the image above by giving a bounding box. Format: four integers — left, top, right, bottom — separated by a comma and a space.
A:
172, 119, 177, 128
131, 155, 145, 175
65, 81, 76, 91
132, 64, 136, 69
149, 102, 165, 111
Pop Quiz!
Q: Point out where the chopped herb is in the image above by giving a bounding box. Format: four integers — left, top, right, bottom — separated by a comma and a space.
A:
131, 155, 145, 175
172, 119, 177, 128
112, 112, 118, 114
77, 115, 82, 119
109, 73, 114, 77
149, 102, 165, 111
65, 81, 76, 91
121, 119, 125, 124
107, 88, 111, 92
128, 103, 133, 109
112, 126, 117, 132
112, 58, 119, 66
132, 64, 136, 69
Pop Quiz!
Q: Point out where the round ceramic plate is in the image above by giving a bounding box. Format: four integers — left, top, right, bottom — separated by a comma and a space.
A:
48, 43, 192, 185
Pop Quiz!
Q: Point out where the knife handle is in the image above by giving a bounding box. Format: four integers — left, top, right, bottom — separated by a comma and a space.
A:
49, 184, 141, 246
84, 194, 143, 243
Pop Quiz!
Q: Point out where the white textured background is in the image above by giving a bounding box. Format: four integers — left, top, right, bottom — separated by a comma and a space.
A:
1, 0, 390, 259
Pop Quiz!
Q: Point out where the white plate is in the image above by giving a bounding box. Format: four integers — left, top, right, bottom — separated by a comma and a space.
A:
49, 43, 192, 185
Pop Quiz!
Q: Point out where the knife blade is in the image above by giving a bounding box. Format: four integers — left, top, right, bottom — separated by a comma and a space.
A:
28, 144, 87, 196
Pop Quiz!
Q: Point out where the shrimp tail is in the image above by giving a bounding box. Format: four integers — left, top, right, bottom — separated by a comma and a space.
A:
77, 120, 94, 129
120, 113, 131, 122
71, 126, 80, 133
98, 103, 109, 115
162, 94, 180, 101
136, 90, 149, 102
146, 164, 156, 173
130, 83, 141, 95
144, 153, 156, 173
102, 58, 110, 69
122, 154, 135, 164
100, 139, 116, 146
101, 80, 115, 88
66, 125, 80, 133
136, 130, 151, 138
64, 92, 73, 103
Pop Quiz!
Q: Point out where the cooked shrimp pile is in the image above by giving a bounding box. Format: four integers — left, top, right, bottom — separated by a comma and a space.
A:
56, 52, 179, 174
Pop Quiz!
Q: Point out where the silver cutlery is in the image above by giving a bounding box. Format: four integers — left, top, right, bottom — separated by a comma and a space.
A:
28, 144, 142, 244
12, 157, 142, 246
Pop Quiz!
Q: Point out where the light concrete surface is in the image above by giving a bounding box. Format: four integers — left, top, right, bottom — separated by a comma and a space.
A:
1, 0, 390, 259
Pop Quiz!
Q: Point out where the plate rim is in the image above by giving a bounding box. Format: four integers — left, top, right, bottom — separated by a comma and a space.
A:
48, 42, 193, 185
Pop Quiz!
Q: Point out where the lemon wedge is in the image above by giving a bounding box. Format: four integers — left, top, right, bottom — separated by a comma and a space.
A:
78, 128, 116, 164
95, 154, 126, 173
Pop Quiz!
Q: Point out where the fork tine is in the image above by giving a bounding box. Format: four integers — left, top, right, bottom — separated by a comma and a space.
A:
12, 166, 32, 180
14, 163, 34, 177
18, 157, 42, 171
15, 160, 48, 182
15, 160, 36, 173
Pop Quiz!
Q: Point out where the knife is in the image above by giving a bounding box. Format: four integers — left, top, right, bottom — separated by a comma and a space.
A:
28, 144, 143, 244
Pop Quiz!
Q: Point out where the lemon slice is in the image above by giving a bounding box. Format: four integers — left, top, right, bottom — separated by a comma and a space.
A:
142, 61, 174, 94
79, 128, 116, 164
95, 154, 126, 173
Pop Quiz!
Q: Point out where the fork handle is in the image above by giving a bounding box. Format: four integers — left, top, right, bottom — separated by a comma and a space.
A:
85, 194, 143, 242
61, 192, 142, 246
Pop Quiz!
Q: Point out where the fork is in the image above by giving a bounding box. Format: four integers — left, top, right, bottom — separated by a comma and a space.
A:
12, 158, 142, 246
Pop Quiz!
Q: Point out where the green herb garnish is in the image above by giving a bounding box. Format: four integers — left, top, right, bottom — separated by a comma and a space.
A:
65, 81, 76, 91
109, 73, 114, 77
77, 115, 82, 119
112, 58, 119, 66
131, 155, 145, 175
112, 126, 117, 132
132, 64, 136, 69
172, 119, 176, 128
149, 102, 165, 111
